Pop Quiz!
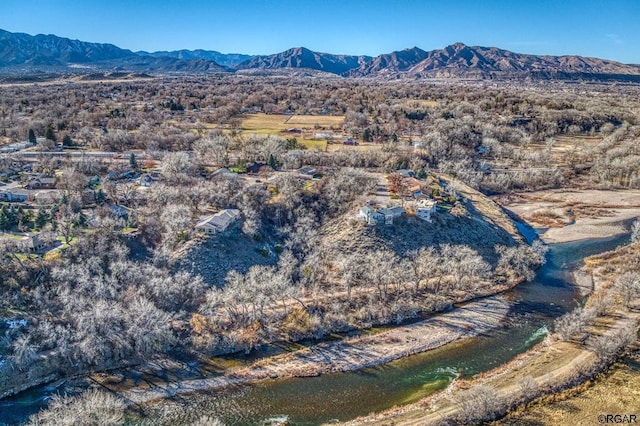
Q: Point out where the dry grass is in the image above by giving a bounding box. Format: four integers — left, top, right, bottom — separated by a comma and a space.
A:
524, 208, 567, 227
241, 114, 292, 131
326, 142, 383, 152
285, 114, 345, 126
497, 354, 640, 426
238, 113, 343, 151
241, 113, 344, 131
393, 99, 437, 108
523, 135, 601, 166
297, 138, 328, 150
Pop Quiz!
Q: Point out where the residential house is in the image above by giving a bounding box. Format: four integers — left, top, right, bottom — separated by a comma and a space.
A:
34, 191, 58, 205
314, 132, 336, 139
25, 176, 56, 190
195, 209, 241, 235
22, 233, 47, 252
0, 141, 35, 153
356, 206, 384, 225
415, 199, 437, 222
396, 169, 415, 178
298, 166, 317, 176
210, 168, 237, 179
405, 178, 424, 198
247, 163, 267, 174
378, 206, 406, 225
110, 204, 129, 219
0, 189, 29, 202
138, 173, 154, 187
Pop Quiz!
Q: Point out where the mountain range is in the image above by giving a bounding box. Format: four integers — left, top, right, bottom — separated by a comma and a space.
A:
136, 49, 251, 67
2, 28, 640, 81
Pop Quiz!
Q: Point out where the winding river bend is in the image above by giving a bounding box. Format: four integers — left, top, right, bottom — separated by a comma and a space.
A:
0, 233, 630, 425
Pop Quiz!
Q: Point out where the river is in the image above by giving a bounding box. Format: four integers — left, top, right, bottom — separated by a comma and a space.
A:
0, 233, 629, 425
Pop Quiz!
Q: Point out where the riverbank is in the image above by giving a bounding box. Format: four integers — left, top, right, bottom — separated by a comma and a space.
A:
497, 350, 640, 425
348, 235, 640, 425
348, 315, 638, 425
495, 188, 640, 243
96, 297, 510, 406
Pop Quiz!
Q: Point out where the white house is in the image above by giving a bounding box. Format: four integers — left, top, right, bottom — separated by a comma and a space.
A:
416, 199, 437, 222
195, 209, 241, 235
356, 206, 384, 225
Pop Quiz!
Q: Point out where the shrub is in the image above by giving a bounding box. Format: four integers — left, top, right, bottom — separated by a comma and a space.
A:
28, 389, 125, 426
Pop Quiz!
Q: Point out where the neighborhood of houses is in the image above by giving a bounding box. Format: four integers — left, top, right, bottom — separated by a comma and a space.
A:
2, 138, 453, 256
353, 167, 457, 227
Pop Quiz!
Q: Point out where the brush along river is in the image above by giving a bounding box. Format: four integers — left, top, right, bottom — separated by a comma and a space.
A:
136, 233, 630, 425
1, 233, 629, 425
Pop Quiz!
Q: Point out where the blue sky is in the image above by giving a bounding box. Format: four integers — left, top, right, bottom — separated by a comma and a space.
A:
2, 0, 639, 63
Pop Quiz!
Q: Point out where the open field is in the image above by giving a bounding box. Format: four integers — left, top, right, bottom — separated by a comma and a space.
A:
239, 113, 345, 150
326, 141, 383, 152
0, 74, 155, 87
285, 114, 345, 126
240, 113, 344, 131
496, 189, 640, 243
523, 135, 601, 166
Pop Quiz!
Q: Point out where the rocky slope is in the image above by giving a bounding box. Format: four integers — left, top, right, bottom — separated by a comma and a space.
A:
233, 46, 370, 75
0, 29, 228, 73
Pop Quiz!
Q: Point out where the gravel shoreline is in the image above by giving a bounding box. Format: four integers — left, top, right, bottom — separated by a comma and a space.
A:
112, 296, 510, 405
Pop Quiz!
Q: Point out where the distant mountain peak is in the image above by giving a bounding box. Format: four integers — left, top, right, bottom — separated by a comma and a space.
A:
1, 28, 639, 81
233, 47, 371, 75
0, 28, 228, 73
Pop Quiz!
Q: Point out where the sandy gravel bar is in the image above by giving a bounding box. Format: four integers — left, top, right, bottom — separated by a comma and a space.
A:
498, 189, 640, 243
117, 296, 510, 405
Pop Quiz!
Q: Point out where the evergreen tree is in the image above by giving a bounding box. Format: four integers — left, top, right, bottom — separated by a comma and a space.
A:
28, 128, 36, 144
0, 207, 9, 231
129, 153, 139, 171
267, 153, 278, 170
35, 208, 48, 230
363, 128, 372, 142
62, 134, 73, 146
94, 189, 106, 205
45, 125, 56, 142
6, 206, 17, 228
